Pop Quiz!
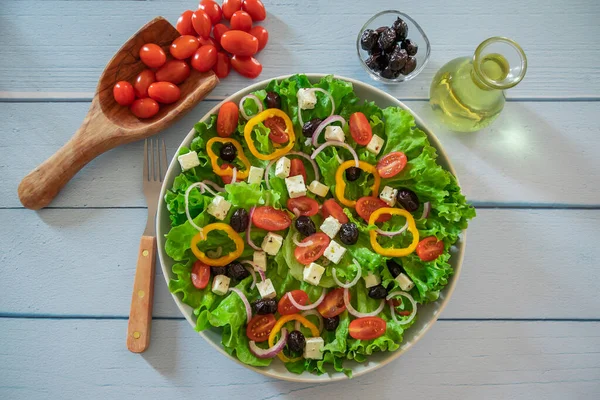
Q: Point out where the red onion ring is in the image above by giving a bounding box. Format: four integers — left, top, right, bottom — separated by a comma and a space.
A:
264, 151, 319, 190
311, 115, 346, 147
419, 202, 431, 220
343, 287, 385, 318
246, 207, 262, 251
201, 180, 225, 193
331, 260, 362, 289
257, 269, 266, 282
287, 288, 327, 311
375, 220, 409, 237
295, 310, 324, 333
297, 88, 335, 127
249, 328, 288, 359
239, 94, 263, 120
292, 208, 301, 218
231, 167, 237, 184
239, 261, 258, 289
387, 291, 417, 325
311, 141, 359, 168
292, 232, 313, 247
184, 182, 208, 237
229, 287, 252, 324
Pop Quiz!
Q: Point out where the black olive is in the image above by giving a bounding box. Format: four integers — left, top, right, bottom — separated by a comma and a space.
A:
387, 259, 405, 278
368, 284, 388, 299
288, 330, 306, 353
219, 142, 237, 162
302, 117, 323, 138
339, 223, 359, 245
295, 216, 316, 237
360, 29, 378, 52
254, 298, 277, 315
226, 261, 249, 281
400, 56, 417, 75
323, 316, 340, 331
401, 39, 418, 56
211, 266, 226, 276
375, 26, 388, 35
389, 47, 408, 71
381, 66, 400, 79
265, 91, 281, 109
365, 54, 382, 72
230, 208, 249, 233
377, 28, 397, 52
345, 167, 362, 181
396, 188, 420, 211
392, 17, 408, 42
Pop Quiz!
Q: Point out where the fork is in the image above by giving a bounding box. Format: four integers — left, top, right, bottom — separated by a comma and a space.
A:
127, 138, 167, 353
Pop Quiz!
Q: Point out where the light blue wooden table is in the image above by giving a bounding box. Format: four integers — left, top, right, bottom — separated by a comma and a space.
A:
1, 1, 599, 398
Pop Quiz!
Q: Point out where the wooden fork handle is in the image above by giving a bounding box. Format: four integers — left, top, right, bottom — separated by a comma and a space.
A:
127, 235, 156, 353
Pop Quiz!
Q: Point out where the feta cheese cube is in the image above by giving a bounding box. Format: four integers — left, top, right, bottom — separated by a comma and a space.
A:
207, 195, 231, 221
253, 251, 267, 271
261, 232, 283, 256
379, 186, 398, 207
285, 175, 307, 199
366, 134, 384, 155
323, 240, 346, 264
275, 157, 291, 179
257, 278, 277, 299
177, 151, 200, 171
211, 274, 230, 296
320, 215, 341, 239
395, 273, 415, 291
247, 166, 264, 185
324, 125, 345, 142
364, 272, 381, 288
303, 337, 324, 359
303, 262, 325, 286
297, 88, 317, 110
308, 180, 330, 197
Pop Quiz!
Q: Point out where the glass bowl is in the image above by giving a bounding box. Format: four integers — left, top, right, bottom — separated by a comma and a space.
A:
357, 10, 431, 84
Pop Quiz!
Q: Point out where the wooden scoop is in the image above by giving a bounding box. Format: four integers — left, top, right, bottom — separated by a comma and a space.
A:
18, 16, 219, 210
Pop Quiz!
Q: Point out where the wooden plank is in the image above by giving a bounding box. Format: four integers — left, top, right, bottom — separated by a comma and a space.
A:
0, 318, 598, 399
1, 208, 598, 319
0, 0, 599, 99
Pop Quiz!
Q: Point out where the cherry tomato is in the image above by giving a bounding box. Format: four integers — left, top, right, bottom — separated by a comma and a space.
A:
130, 98, 159, 119
252, 206, 291, 231
246, 314, 276, 342
416, 236, 445, 262
249, 25, 268, 51
230, 55, 262, 78
113, 81, 135, 106
321, 199, 348, 224
133, 69, 156, 98
191, 45, 218, 72
213, 23, 230, 44
349, 317, 387, 340
242, 0, 266, 21
289, 158, 307, 183
220, 163, 243, 184
287, 196, 319, 217
317, 288, 346, 318
170, 35, 200, 60
155, 60, 190, 85
277, 290, 309, 315
213, 52, 231, 78
191, 261, 211, 289
198, 0, 222, 24
221, 30, 259, 56
263, 116, 289, 144
176, 10, 196, 36
355, 196, 391, 223
377, 151, 407, 178
139, 43, 166, 69
192, 9, 212, 38
294, 232, 330, 265
147, 82, 181, 104
230, 10, 252, 32
222, 0, 242, 20
198, 36, 220, 50
349, 112, 373, 146
217, 101, 239, 137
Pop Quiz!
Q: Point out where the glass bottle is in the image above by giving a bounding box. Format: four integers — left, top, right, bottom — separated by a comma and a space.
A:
429, 37, 527, 132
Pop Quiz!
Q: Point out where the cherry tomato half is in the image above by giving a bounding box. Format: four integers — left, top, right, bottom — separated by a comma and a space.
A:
148, 82, 181, 104
287, 196, 319, 217
294, 232, 330, 265
249, 25, 268, 51
321, 199, 348, 224
289, 158, 307, 183
263, 116, 289, 144
155, 60, 190, 85
242, 0, 266, 21
377, 151, 407, 178
213, 52, 231, 78
246, 313, 276, 342
349, 317, 386, 340
349, 112, 373, 146
355, 196, 391, 223
213, 23, 230, 44
176, 10, 196, 36
252, 206, 291, 231
278, 290, 309, 315
217, 101, 239, 137
192, 9, 212, 38
317, 288, 346, 318
191, 261, 211, 289
191, 45, 218, 72
139, 43, 166, 69
230, 55, 262, 78
170, 35, 200, 60
416, 236, 445, 262
221, 30, 258, 56
113, 81, 135, 106
130, 98, 159, 119
230, 10, 252, 32
220, 163, 243, 184
222, 0, 242, 20
198, 0, 222, 24
133, 69, 156, 98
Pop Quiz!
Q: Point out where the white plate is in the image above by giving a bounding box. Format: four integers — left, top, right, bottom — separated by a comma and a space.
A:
156, 74, 466, 382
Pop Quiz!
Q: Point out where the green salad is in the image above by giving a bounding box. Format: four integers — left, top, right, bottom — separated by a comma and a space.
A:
163, 74, 475, 377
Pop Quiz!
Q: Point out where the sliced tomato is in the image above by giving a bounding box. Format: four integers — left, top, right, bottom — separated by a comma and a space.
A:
349, 317, 387, 340
377, 151, 407, 179
416, 236, 444, 262
349, 112, 373, 146
317, 288, 347, 318
355, 196, 391, 223
289, 158, 307, 182
277, 290, 309, 315
294, 232, 330, 265
321, 199, 348, 224
287, 196, 319, 217
252, 206, 291, 231
191, 261, 210, 289
263, 116, 289, 144
220, 163, 243, 184
246, 314, 276, 342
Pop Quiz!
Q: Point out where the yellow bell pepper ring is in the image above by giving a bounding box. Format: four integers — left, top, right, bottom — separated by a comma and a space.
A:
335, 160, 381, 207
369, 208, 419, 257
206, 137, 251, 178
268, 314, 320, 363
244, 108, 296, 161
190, 223, 245, 266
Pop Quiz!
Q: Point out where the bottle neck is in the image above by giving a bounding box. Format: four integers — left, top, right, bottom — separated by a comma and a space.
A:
470, 67, 496, 91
